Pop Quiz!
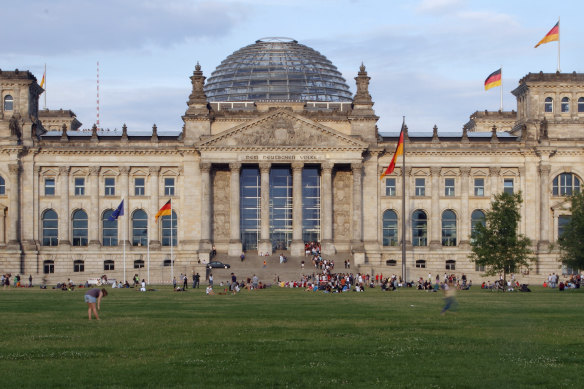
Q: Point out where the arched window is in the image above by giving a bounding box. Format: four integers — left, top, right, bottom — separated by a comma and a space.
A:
134, 259, 144, 269
578, 97, 584, 113
43, 260, 54, 274
561, 97, 570, 112
42, 209, 59, 246
102, 209, 118, 246
441, 210, 457, 246
553, 173, 581, 196
132, 209, 148, 246
544, 97, 553, 112
4, 95, 13, 111
382, 210, 398, 246
0, 176, 5, 195
104, 260, 115, 271
412, 210, 427, 247
161, 210, 177, 246
471, 210, 486, 239
73, 260, 84, 272
72, 209, 88, 246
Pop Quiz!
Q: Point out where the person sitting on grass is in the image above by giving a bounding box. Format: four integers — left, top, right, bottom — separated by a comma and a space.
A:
206, 286, 214, 295
84, 288, 108, 320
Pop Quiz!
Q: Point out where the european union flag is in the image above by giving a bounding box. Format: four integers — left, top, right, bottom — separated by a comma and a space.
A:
109, 200, 124, 221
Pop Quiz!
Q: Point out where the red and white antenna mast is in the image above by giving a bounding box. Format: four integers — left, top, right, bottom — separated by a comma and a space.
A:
96, 61, 100, 129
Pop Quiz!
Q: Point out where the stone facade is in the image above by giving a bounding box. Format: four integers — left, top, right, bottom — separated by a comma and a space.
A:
1, 62, 583, 284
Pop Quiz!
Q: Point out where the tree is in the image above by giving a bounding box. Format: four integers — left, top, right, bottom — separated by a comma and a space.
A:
558, 191, 584, 271
469, 192, 533, 283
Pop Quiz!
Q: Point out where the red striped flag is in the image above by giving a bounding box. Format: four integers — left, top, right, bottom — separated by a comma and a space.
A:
484, 68, 502, 91
535, 21, 559, 48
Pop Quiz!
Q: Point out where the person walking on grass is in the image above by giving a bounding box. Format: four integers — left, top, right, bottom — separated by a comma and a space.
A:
441, 281, 457, 315
84, 288, 108, 320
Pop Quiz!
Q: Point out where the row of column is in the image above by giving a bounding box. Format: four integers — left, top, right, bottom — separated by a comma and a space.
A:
199, 161, 363, 256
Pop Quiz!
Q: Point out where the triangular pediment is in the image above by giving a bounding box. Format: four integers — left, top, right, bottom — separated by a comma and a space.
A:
197, 109, 368, 150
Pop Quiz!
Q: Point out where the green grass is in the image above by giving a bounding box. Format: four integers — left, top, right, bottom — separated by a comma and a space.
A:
0, 285, 582, 388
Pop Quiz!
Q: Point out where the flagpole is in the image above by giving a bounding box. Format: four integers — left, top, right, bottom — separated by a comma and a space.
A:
401, 117, 407, 282
123, 198, 126, 284
170, 200, 173, 286
500, 66, 503, 111
557, 17, 561, 72
147, 219, 150, 285
43, 63, 46, 109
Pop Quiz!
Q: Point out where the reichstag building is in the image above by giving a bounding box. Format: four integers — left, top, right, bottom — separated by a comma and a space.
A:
0, 37, 582, 283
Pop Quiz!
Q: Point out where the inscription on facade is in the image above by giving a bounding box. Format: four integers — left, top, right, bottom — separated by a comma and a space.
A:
241, 155, 319, 161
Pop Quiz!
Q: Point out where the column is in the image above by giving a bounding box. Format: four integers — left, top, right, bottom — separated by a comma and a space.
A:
490, 166, 500, 196
258, 162, 272, 255
291, 162, 304, 256
228, 162, 242, 256
149, 166, 160, 247
0, 206, 5, 245
32, 166, 40, 244
321, 162, 335, 255
182, 152, 199, 251
7, 164, 20, 245
120, 167, 130, 245
459, 167, 470, 247
351, 162, 363, 250
430, 167, 441, 249
59, 166, 71, 245
89, 166, 100, 246
200, 162, 212, 250
538, 164, 551, 250
404, 167, 412, 248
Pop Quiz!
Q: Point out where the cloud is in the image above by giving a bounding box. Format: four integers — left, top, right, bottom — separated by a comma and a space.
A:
416, 0, 466, 14
1, 0, 248, 56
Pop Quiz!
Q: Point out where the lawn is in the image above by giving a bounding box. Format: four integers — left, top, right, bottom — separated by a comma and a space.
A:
0, 285, 582, 388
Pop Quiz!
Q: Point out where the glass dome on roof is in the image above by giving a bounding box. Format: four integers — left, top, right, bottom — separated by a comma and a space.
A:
204, 37, 353, 102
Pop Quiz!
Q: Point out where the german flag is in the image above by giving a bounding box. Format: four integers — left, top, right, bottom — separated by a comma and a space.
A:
155, 199, 172, 223
380, 124, 404, 180
484, 68, 502, 91
535, 21, 559, 48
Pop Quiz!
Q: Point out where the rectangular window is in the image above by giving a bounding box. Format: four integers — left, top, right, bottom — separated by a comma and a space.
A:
474, 178, 485, 196
104, 177, 115, 196
164, 177, 175, 196
73, 260, 85, 273
74, 177, 85, 196
44, 178, 56, 196
43, 261, 55, 274
475, 264, 485, 272
385, 178, 396, 196
503, 179, 514, 194
134, 177, 145, 196
415, 178, 425, 196
444, 178, 455, 197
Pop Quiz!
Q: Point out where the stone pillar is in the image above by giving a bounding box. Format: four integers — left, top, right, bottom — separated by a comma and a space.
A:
351, 162, 364, 251
89, 166, 100, 246
7, 164, 20, 246
59, 166, 71, 245
459, 167, 471, 247
0, 206, 5, 245
228, 162, 243, 256
490, 166, 500, 196
200, 162, 212, 253
120, 167, 130, 246
321, 162, 335, 255
430, 166, 441, 249
149, 166, 160, 247
404, 167, 412, 248
291, 162, 304, 256
258, 162, 272, 255
32, 166, 40, 244
538, 164, 551, 250
182, 152, 199, 251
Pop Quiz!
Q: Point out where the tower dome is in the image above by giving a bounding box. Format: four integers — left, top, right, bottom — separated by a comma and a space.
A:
204, 37, 353, 102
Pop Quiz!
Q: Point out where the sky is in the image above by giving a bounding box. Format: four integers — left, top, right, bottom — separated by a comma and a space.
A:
2, 0, 582, 134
